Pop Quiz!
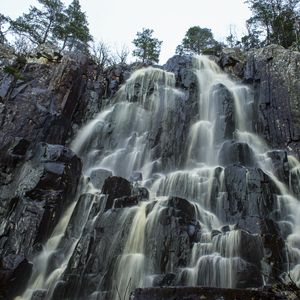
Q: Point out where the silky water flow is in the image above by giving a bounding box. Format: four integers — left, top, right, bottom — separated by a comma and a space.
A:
19, 56, 300, 299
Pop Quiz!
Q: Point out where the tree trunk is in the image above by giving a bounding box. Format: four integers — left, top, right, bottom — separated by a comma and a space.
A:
41, 19, 53, 45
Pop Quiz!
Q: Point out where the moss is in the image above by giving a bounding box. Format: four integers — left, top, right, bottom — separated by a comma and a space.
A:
3, 65, 24, 80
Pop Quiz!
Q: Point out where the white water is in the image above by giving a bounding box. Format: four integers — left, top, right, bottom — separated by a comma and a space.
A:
21, 55, 300, 299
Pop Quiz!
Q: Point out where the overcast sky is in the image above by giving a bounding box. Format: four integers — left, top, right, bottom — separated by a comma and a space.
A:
2, 0, 252, 64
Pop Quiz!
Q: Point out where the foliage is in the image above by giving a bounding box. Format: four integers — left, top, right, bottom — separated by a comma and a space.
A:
244, 0, 300, 49
3, 65, 24, 80
225, 25, 242, 48
132, 28, 162, 63
9, 0, 92, 53
176, 26, 223, 55
0, 13, 10, 44
10, 0, 65, 45
54, 0, 92, 52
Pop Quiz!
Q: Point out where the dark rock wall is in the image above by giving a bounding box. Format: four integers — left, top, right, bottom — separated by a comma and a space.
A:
0, 140, 82, 299
219, 45, 300, 157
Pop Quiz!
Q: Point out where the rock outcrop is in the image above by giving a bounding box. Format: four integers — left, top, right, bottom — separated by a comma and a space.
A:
0, 140, 82, 299
219, 45, 300, 157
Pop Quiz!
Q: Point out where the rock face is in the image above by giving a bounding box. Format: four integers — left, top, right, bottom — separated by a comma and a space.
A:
132, 287, 283, 300
219, 45, 300, 157
0, 45, 131, 147
0, 140, 82, 299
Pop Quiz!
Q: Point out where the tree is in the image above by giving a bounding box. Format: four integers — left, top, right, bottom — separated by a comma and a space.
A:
10, 0, 92, 53
225, 25, 241, 48
112, 44, 129, 64
176, 26, 223, 55
12, 36, 35, 55
245, 0, 300, 48
91, 40, 112, 68
55, 0, 92, 52
0, 14, 10, 44
10, 0, 65, 45
240, 20, 262, 50
132, 28, 162, 63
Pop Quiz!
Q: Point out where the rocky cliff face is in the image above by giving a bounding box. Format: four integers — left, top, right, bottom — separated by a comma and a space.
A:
0, 45, 130, 299
0, 44, 299, 300
219, 45, 300, 157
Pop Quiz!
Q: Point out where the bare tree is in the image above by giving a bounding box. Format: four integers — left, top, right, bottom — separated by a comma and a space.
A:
112, 43, 129, 64
11, 36, 35, 55
91, 40, 112, 68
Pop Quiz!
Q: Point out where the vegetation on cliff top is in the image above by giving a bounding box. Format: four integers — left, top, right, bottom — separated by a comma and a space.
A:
0, 0, 299, 65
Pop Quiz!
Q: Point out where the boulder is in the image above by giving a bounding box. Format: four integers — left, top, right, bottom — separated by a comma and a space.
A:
266, 150, 289, 183
218, 141, 255, 167
90, 168, 112, 189
113, 195, 139, 208
102, 176, 132, 210
220, 165, 278, 233
0, 254, 32, 299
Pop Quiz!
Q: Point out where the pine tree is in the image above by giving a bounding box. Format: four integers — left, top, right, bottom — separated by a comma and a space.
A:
132, 28, 162, 63
10, 0, 65, 45
55, 0, 93, 52
0, 14, 10, 44
176, 26, 222, 55
245, 0, 300, 48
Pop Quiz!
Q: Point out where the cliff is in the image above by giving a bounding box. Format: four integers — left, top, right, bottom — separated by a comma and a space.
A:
0, 44, 299, 300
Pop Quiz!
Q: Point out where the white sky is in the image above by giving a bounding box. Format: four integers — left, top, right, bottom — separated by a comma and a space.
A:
1, 0, 252, 64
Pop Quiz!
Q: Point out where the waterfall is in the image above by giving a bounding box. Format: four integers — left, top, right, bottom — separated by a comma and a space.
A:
20, 55, 300, 299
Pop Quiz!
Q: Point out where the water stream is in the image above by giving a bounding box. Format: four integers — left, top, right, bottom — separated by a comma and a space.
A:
20, 55, 300, 299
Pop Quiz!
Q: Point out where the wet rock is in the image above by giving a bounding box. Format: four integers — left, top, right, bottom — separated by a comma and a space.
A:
51, 280, 66, 300
218, 48, 246, 78
260, 218, 286, 280
219, 141, 255, 167
0, 254, 32, 299
220, 165, 278, 233
167, 196, 196, 221
221, 225, 230, 233
130, 171, 143, 182
31, 290, 47, 300
90, 168, 112, 189
213, 84, 236, 140
143, 197, 197, 275
0, 138, 30, 186
0, 142, 82, 257
211, 229, 222, 238
132, 286, 282, 300
244, 45, 300, 157
0, 45, 116, 147
113, 195, 139, 208
101, 176, 132, 210
239, 230, 264, 267
266, 150, 289, 183
62, 207, 136, 299
163, 55, 194, 90
137, 187, 149, 201
152, 273, 176, 287
235, 261, 263, 288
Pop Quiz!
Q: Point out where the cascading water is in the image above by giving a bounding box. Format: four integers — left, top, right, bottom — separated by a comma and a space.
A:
20, 55, 300, 299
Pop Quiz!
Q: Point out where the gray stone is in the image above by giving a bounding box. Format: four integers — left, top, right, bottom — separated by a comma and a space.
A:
90, 168, 112, 189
